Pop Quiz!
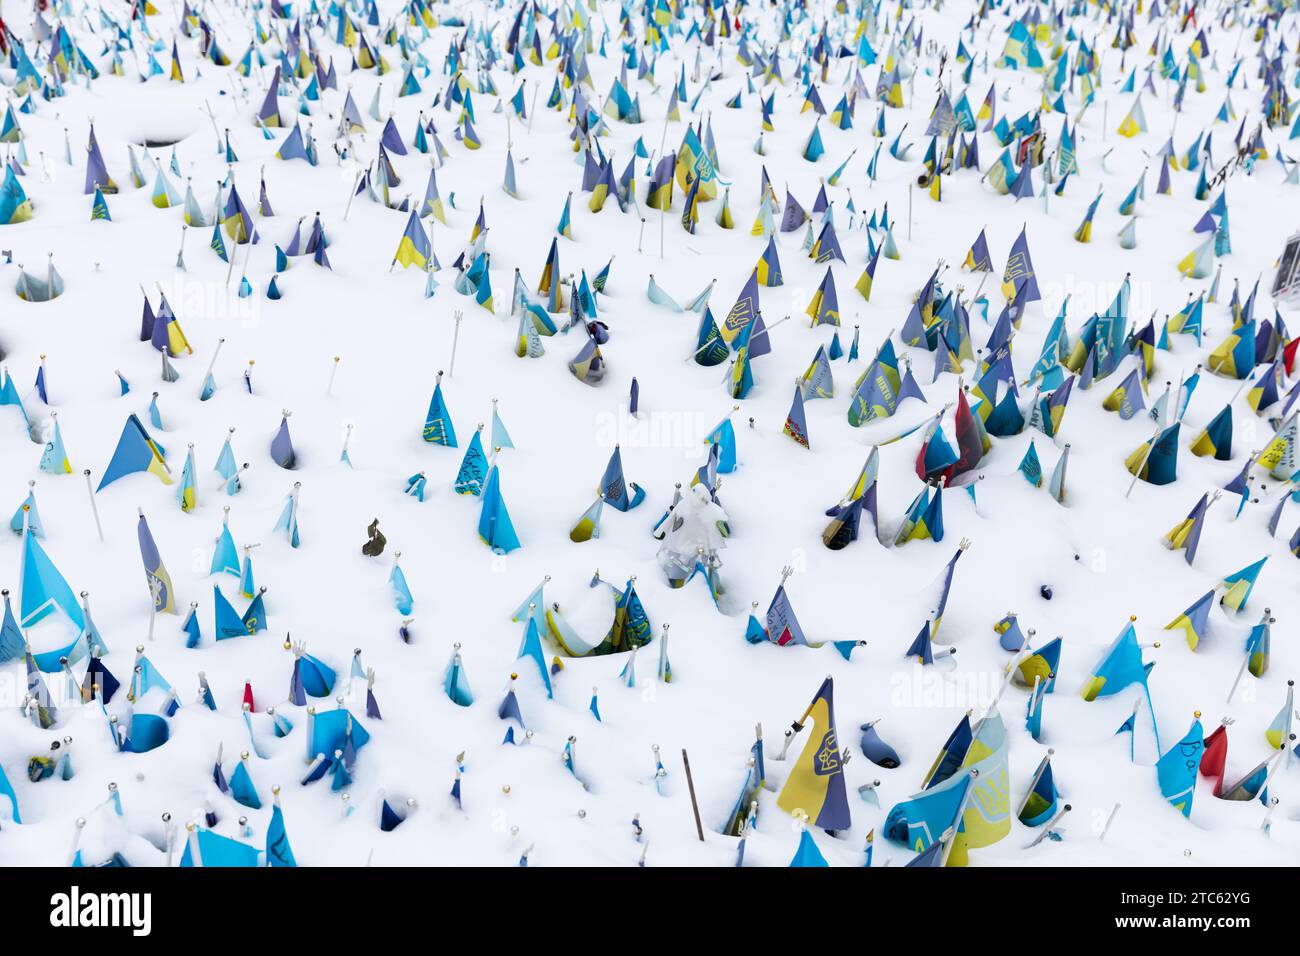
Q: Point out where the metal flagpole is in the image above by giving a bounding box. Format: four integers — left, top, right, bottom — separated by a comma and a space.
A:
83, 471, 104, 542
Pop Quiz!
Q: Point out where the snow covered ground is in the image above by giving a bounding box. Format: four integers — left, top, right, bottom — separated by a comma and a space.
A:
0, 0, 1298, 868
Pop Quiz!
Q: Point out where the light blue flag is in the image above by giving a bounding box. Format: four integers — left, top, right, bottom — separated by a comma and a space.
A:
239, 552, 256, 598
1048, 445, 1070, 502
132, 652, 173, 698
214, 436, 241, 494
789, 828, 829, 867
1026, 681, 1046, 741
39, 420, 70, 474
510, 581, 548, 633
0, 592, 24, 663
272, 492, 300, 547
0, 761, 20, 823
180, 829, 261, 867
1156, 717, 1203, 817
516, 617, 553, 698
478, 465, 521, 553
0, 368, 30, 431
19, 529, 86, 630
1081, 622, 1149, 700
390, 561, 414, 615
211, 524, 240, 576
646, 274, 684, 312
491, 405, 514, 449
705, 417, 737, 472
11, 490, 43, 537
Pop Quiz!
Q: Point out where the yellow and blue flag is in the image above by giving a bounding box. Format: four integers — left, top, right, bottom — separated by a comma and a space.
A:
720, 270, 759, 345
1018, 752, 1059, 826
1220, 558, 1266, 611
39, 418, 72, 474
946, 708, 1010, 865
1207, 320, 1256, 378
1017, 636, 1062, 692
0, 165, 32, 224
1257, 411, 1297, 479
392, 208, 431, 270
1266, 685, 1293, 750
885, 764, 972, 853
1081, 620, 1153, 702
98, 415, 171, 490
755, 236, 783, 287
1162, 492, 1211, 564
176, 447, 197, 512
89, 187, 111, 222
137, 512, 176, 614
1189, 404, 1233, 459
776, 677, 851, 830
1001, 226, 1040, 303
1245, 618, 1272, 678
1125, 422, 1181, 485
1164, 590, 1214, 650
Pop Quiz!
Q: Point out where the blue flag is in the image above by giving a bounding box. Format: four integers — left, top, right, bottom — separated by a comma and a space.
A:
885, 768, 972, 852
98, 415, 171, 490
422, 376, 458, 447
516, 617, 553, 698
599, 446, 645, 511
19, 529, 86, 630
478, 466, 521, 553
266, 802, 297, 866
0, 761, 20, 823
180, 829, 261, 867
1156, 717, 1203, 817
788, 828, 829, 867
270, 415, 296, 468
213, 586, 248, 641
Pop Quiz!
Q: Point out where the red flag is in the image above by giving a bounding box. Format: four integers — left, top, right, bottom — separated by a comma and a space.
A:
951, 388, 984, 480
1200, 723, 1229, 797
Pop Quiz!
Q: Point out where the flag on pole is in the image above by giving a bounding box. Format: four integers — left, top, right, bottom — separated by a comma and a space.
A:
776, 677, 851, 831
